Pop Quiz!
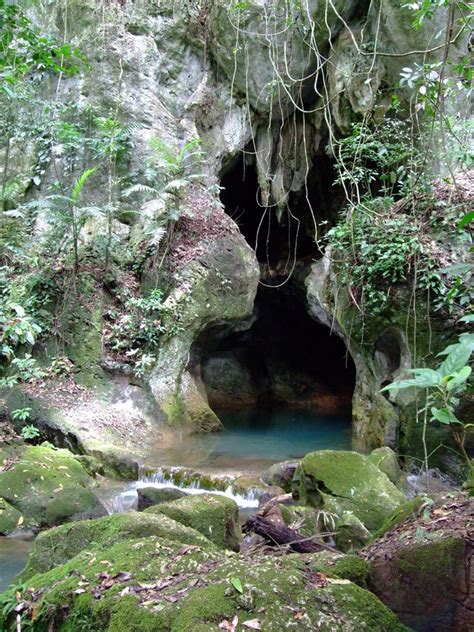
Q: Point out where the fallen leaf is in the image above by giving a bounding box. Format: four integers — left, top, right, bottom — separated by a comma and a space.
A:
17, 515, 24, 526
243, 619, 261, 629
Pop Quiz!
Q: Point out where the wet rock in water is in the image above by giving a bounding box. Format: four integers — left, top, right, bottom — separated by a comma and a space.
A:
362, 494, 474, 631
0, 444, 105, 534
0, 535, 408, 631
137, 486, 188, 511
292, 450, 406, 532
368, 447, 401, 485
232, 474, 284, 502
21, 510, 213, 580
262, 460, 299, 492
145, 493, 241, 552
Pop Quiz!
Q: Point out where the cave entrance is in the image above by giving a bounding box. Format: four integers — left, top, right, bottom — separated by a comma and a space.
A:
196, 285, 356, 460
201, 285, 355, 413
219, 152, 344, 265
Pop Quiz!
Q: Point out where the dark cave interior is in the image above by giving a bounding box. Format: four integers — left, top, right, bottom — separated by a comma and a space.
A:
197, 285, 356, 413
219, 152, 344, 264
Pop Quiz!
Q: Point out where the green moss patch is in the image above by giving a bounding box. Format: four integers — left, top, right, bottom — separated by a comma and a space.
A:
0, 444, 104, 533
146, 493, 241, 551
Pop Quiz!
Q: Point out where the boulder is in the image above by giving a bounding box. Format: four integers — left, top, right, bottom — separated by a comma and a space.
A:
0, 538, 408, 631
362, 494, 473, 631
137, 486, 188, 511
20, 510, 213, 580
368, 447, 401, 485
0, 444, 105, 533
292, 450, 406, 532
0, 497, 22, 535
335, 512, 371, 552
146, 493, 241, 552
263, 460, 299, 492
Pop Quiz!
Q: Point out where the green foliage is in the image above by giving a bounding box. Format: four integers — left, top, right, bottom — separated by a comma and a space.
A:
0, 301, 41, 359
46, 168, 99, 273
124, 137, 203, 255
10, 354, 44, 381
105, 288, 165, 376
20, 424, 40, 441
331, 119, 424, 199
382, 333, 474, 467
12, 408, 31, 423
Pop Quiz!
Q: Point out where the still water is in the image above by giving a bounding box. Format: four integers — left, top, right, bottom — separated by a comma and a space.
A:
140, 407, 352, 474
0, 537, 33, 592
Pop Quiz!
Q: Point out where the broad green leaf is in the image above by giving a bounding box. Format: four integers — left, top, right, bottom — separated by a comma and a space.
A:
439, 343, 473, 377
431, 407, 460, 425
458, 211, 474, 230
25, 330, 35, 346
410, 368, 442, 384
231, 577, 243, 594
446, 366, 471, 390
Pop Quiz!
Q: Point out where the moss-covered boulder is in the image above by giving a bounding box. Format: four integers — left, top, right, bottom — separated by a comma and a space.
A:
362, 495, 473, 630
0, 536, 408, 631
137, 486, 188, 511
0, 497, 22, 535
262, 460, 299, 492
368, 447, 401, 485
371, 496, 428, 540
292, 450, 406, 532
0, 444, 105, 533
146, 493, 241, 551
335, 512, 372, 552
21, 511, 214, 580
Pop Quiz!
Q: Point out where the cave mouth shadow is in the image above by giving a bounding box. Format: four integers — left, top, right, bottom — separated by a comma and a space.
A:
195, 286, 356, 422
219, 151, 344, 265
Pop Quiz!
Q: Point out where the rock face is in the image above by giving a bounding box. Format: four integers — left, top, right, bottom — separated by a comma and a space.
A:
292, 450, 406, 532
3, 0, 469, 464
362, 494, 474, 631
0, 496, 409, 631
0, 444, 105, 534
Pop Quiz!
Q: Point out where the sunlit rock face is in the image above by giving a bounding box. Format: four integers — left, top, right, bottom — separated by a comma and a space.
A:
9, 0, 469, 461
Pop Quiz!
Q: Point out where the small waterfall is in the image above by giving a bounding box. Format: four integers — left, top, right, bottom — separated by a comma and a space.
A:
100, 466, 261, 514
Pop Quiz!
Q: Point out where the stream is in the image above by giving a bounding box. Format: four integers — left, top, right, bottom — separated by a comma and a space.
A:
97, 407, 352, 514
1, 407, 351, 591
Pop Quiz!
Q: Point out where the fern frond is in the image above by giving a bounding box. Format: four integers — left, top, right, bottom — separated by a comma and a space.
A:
71, 168, 97, 203
123, 183, 157, 198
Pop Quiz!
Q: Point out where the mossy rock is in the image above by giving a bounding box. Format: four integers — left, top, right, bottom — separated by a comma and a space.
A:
368, 447, 401, 485
262, 460, 299, 492
308, 550, 371, 588
371, 496, 427, 540
21, 510, 214, 580
335, 512, 371, 552
0, 535, 408, 631
146, 493, 241, 551
292, 450, 406, 532
0, 444, 105, 533
367, 537, 471, 630
0, 497, 22, 535
137, 486, 188, 511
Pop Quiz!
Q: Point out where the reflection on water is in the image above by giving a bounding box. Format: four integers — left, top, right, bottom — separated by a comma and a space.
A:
144, 407, 352, 474
0, 537, 34, 592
